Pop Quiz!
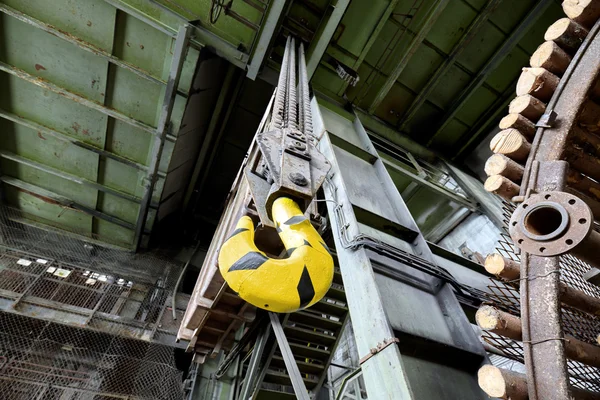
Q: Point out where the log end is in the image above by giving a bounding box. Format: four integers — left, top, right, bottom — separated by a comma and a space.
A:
485, 253, 506, 275
563, 0, 600, 28
478, 365, 507, 398
484, 155, 508, 177
544, 18, 574, 41
508, 95, 546, 121
489, 129, 524, 155
475, 305, 502, 331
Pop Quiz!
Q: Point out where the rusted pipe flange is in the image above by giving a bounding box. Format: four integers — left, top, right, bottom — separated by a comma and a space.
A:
509, 191, 593, 256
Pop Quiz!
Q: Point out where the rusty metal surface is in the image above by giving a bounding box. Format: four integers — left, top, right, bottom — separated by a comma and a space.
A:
510, 191, 593, 257
506, 15, 600, 400
483, 203, 600, 395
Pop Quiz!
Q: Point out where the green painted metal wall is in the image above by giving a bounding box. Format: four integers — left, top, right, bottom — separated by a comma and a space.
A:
0, 0, 200, 248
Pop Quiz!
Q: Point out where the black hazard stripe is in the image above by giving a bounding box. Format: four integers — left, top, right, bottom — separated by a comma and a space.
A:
319, 241, 331, 255
286, 239, 313, 257
283, 216, 307, 226
228, 252, 268, 272
297, 265, 316, 308
226, 227, 249, 241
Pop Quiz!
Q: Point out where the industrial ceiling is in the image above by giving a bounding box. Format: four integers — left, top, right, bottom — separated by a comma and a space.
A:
0, 0, 564, 250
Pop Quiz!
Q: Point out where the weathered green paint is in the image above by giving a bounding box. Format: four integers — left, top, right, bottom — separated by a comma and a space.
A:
308, 0, 564, 156
0, 0, 569, 250
0, 0, 200, 249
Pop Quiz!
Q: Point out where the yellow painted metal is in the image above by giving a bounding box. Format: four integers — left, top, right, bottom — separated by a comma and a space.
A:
218, 197, 333, 313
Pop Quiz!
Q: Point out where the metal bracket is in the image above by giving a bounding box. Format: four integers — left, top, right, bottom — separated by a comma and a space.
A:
535, 109, 557, 128
359, 337, 400, 365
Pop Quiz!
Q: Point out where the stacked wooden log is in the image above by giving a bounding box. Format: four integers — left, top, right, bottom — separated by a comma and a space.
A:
478, 253, 600, 399
484, 0, 600, 203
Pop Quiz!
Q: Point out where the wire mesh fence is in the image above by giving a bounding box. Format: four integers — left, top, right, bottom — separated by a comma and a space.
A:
0, 206, 189, 399
0, 312, 185, 400
482, 202, 600, 393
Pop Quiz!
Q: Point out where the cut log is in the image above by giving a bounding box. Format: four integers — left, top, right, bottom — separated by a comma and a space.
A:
545, 18, 589, 54
591, 79, 600, 101
484, 175, 520, 201
563, 0, 600, 29
566, 146, 600, 182
477, 365, 600, 400
477, 365, 528, 400
477, 306, 600, 369
484, 254, 521, 281
516, 68, 560, 102
476, 305, 522, 341
530, 41, 572, 75
489, 129, 531, 162
578, 100, 600, 130
499, 113, 536, 139
486, 254, 600, 316
567, 168, 600, 203
485, 154, 524, 182
560, 284, 600, 317
569, 128, 600, 182
508, 95, 546, 121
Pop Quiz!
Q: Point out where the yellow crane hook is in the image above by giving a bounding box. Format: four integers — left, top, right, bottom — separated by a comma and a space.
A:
218, 197, 334, 313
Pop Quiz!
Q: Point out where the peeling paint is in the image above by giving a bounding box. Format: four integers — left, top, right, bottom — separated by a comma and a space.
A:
37, 132, 46, 140
34, 64, 46, 71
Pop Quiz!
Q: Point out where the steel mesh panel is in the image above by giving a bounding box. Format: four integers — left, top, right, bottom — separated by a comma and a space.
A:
0, 206, 185, 345
482, 202, 600, 392
0, 206, 188, 398
0, 312, 184, 400
0, 206, 181, 289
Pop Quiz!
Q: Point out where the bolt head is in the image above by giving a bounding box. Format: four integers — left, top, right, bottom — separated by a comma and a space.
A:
289, 172, 308, 187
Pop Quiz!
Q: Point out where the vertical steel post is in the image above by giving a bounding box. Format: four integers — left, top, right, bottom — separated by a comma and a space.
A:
268, 312, 311, 400
315, 96, 487, 399
133, 24, 193, 250
239, 322, 271, 400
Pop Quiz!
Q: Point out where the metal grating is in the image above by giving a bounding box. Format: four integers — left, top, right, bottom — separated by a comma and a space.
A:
0, 205, 188, 347
0, 312, 184, 400
482, 202, 600, 393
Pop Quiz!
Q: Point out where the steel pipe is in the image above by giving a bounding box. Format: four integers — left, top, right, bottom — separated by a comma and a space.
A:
510, 191, 600, 270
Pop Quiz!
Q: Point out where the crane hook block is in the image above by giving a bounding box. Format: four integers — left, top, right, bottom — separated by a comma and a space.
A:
218, 197, 334, 313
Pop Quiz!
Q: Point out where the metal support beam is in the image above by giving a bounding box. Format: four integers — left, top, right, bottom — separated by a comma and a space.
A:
306, 0, 351, 78
0, 62, 176, 141
0, 4, 186, 95
268, 312, 310, 400
337, 0, 400, 96
427, 0, 554, 146
239, 321, 270, 400
133, 24, 192, 250
0, 109, 154, 175
246, 0, 287, 80
353, 107, 436, 162
181, 64, 237, 214
454, 78, 518, 160
0, 150, 142, 204
397, 0, 501, 131
102, 0, 248, 69
316, 96, 487, 399
382, 157, 477, 211
368, 0, 450, 114
0, 175, 136, 231
444, 162, 505, 230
